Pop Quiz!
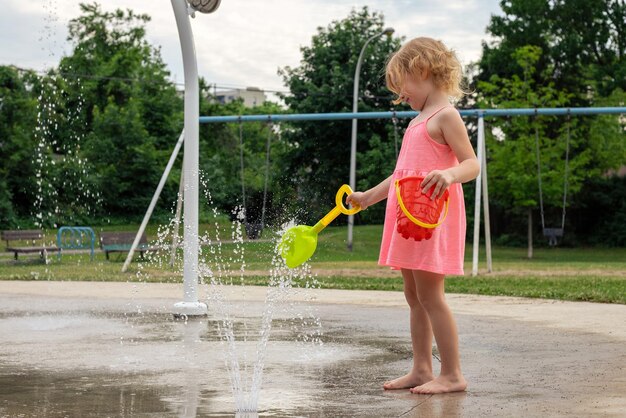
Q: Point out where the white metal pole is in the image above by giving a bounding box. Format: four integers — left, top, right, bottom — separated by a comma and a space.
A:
347, 28, 393, 250
347, 62, 360, 251
471, 114, 485, 277
172, 0, 207, 317
122, 130, 184, 273
480, 117, 493, 273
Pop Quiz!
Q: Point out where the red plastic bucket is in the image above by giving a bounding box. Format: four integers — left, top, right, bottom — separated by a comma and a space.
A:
395, 176, 450, 241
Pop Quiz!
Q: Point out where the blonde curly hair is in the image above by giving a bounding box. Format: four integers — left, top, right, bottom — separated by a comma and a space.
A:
386, 37, 465, 103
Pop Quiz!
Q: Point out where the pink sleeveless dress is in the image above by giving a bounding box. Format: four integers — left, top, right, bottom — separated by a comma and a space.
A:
378, 106, 466, 275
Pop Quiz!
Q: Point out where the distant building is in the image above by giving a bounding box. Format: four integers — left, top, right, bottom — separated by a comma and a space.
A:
606, 165, 626, 177
214, 87, 266, 107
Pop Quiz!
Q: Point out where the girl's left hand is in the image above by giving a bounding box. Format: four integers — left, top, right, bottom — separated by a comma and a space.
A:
421, 170, 455, 200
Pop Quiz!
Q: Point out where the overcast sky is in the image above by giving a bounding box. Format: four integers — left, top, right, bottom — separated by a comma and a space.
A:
2, 0, 502, 96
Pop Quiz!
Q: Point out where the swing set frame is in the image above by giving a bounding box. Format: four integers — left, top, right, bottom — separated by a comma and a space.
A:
125, 105, 624, 319
197, 106, 625, 277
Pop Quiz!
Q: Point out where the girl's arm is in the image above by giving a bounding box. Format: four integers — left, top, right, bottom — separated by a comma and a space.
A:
346, 174, 393, 210
421, 109, 480, 199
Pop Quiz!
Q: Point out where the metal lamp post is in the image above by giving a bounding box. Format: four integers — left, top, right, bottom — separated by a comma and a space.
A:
347, 27, 394, 251
171, 0, 221, 318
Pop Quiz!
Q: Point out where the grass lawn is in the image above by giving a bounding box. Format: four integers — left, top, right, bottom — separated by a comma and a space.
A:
1, 224, 624, 304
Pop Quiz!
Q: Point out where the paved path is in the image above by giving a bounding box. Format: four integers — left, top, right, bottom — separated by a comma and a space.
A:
2, 280, 624, 340
0, 280, 624, 417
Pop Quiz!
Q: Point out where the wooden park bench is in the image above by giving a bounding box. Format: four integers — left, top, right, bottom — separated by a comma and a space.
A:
2, 230, 58, 262
99, 231, 156, 260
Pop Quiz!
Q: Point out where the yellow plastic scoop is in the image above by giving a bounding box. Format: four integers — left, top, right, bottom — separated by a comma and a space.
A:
278, 184, 361, 268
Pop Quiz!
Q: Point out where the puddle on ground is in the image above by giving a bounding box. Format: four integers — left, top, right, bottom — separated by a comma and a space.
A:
0, 307, 415, 417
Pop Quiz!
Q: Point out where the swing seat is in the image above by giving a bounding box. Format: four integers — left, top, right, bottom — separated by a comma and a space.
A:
543, 228, 563, 246
245, 222, 263, 240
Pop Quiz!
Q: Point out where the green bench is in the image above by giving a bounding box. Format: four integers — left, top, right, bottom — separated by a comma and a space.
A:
99, 231, 156, 260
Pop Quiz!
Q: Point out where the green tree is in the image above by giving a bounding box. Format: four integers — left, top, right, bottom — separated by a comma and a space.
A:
475, 0, 626, 248
58, 3, 183, 221
478, 46, 578, 256
0, 66, 38, 227
478, 0, 625, 101
279, 7, 402, 224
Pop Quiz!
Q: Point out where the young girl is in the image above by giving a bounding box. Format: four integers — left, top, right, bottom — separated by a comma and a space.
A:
346, 37, 479, 394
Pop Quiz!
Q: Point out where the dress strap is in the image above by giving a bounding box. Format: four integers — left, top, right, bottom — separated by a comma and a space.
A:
426, 105, 453, 121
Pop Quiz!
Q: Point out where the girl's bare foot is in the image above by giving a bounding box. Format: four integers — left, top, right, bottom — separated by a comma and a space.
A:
410, 374, 467, 394
383, 370, 435, 390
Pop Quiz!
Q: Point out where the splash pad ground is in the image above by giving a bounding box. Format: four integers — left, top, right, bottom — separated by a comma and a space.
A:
0, 280, 624, 417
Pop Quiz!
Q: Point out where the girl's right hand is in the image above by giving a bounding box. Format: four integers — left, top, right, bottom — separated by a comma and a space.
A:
346, 191, 369, 211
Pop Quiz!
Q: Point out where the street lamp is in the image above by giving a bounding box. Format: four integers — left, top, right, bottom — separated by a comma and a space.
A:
187, 0, 221, 13
347, 27, 394, 251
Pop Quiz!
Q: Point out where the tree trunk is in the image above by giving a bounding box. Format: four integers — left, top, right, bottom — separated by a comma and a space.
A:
527, 208, 533, 259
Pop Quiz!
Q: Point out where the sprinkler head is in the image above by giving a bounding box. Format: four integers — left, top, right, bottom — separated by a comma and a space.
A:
187, 0, 221, 13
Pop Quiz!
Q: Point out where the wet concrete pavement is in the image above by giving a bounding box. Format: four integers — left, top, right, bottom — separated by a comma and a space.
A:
0, 280, 625, 417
